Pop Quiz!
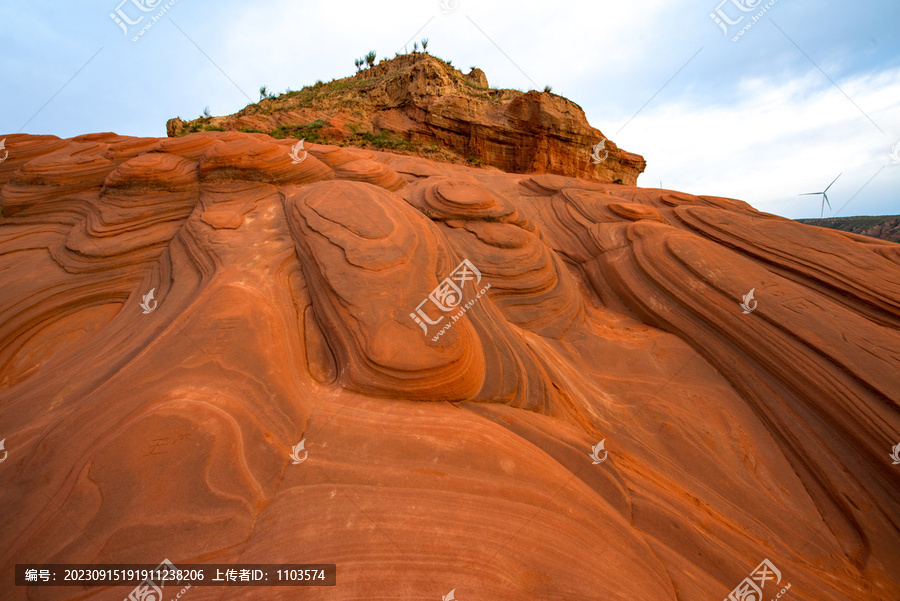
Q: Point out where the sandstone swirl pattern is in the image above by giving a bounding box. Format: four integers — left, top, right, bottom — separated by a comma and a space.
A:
0, 132, 898, 601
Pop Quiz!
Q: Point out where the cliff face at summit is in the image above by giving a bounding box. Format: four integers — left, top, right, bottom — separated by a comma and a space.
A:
167, 53, 647, 186
0, 129, 898, 601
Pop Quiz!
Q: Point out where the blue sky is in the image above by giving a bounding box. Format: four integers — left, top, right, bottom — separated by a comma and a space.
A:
1, 0, 897, 219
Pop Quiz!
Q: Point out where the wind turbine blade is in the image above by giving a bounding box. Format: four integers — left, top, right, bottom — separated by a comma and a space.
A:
823, 193, 832, 211
798, 192, 822, 196
824, 173, 841, 192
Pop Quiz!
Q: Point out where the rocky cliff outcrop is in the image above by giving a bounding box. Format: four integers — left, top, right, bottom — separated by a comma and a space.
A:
167, 53, 646, 185
0, 131, 899, 600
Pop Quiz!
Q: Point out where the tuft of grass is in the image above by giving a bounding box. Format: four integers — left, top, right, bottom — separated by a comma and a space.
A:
271, 120, 329, 144
360, 130, 419, 151
341, 124, 421, 152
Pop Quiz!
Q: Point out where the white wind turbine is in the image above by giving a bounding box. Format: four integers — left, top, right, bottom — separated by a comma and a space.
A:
799, 173, 841, 218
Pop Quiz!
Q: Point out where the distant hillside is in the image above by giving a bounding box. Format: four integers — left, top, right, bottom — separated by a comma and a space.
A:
796, 215, 900, 243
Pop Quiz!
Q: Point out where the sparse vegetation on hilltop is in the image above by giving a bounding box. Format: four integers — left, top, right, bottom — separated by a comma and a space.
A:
163, 49, 644, 183
171, 51, 513, 142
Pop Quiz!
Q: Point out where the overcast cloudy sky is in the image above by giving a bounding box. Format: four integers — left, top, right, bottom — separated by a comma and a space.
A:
1, 0, 897, 219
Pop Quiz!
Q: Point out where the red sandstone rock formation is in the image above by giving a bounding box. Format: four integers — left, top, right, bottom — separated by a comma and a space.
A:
166, 53, 646, 186
0, 131, 898, 600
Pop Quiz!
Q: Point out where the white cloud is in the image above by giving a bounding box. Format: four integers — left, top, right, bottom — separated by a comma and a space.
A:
604, 65, 900, 217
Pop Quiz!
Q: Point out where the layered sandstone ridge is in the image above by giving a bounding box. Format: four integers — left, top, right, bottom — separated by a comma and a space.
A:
166, 52, 646, 185
0, 131, 898, 601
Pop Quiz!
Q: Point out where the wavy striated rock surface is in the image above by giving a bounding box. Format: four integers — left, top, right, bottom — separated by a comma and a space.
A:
0, 132, 898, 601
